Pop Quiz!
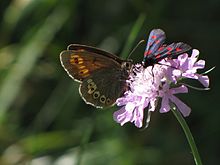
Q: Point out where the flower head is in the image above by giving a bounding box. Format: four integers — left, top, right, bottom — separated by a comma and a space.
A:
114, 64, 164, 128
114, 49, 210, 128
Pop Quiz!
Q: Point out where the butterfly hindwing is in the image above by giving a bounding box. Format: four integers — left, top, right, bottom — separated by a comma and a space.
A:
79, 66, 130, 108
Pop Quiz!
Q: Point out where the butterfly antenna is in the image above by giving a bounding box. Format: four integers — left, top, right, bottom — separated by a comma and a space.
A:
127, 40, 145, 59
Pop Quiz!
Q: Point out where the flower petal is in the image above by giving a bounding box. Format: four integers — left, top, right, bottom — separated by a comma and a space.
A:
194, 60, 205, 69
170, 85, 188, 94
169, 95, 191, 117
160, 95, 170, 113
113, 106, 133, 126
182, 72, 198, 79
191, 49, 199, 58
198, 75, 209, 87
133, 106, 144, 128
178, 54, 189, 70
172, 69, 182, 77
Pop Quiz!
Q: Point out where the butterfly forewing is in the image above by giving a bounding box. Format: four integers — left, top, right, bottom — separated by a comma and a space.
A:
67, 44, 124, 63
60, 47, 123, 82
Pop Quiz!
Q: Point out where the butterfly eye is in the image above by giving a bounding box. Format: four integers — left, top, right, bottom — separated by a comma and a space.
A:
126, 63, 130, 68
122, 62, 132, 70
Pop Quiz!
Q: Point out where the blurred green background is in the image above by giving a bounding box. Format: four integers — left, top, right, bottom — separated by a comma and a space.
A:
0, 0, 219, 165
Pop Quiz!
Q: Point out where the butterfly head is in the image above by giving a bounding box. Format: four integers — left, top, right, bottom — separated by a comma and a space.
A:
121, 59, 133, 71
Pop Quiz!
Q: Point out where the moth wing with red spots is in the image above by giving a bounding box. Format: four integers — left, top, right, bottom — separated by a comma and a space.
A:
144, 29, 166, 57
60, 44, 133, 108
153, 42, 192, 62
143, 29, 192, 67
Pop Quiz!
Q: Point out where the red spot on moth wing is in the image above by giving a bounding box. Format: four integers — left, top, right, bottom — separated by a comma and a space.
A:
144, 50, 152, 56
155, 54, 161, 59
176, 47, 182, 51
158, 47, 164, 51
167, 47, 172, 51
155, 40, 160, 44
151, 35, 157, 39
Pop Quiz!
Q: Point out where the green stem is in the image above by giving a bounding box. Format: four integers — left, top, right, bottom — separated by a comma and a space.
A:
171, 106, 203, 165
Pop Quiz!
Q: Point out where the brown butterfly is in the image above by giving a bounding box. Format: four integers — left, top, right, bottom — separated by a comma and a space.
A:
60, 44, 133, 108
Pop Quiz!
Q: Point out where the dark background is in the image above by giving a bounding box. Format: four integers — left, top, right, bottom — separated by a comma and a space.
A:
0, 0, 219, 164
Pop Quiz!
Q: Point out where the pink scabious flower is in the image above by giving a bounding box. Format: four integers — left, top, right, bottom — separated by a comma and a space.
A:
113, 49, 210, 128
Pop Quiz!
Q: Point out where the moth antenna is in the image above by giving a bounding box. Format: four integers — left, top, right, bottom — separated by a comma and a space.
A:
127, 40, 145, 59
